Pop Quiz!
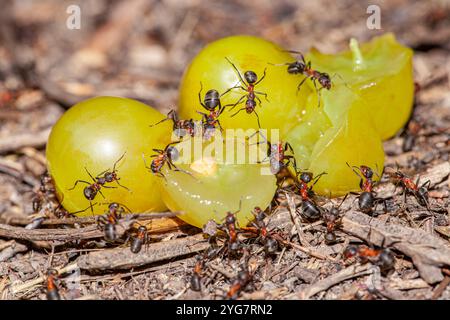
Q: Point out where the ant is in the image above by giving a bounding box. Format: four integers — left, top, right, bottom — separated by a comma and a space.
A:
68, 153, 129, 212
150, 110, 197, 138
190, 254, 205, 292
343, 245, 395, 274
271, 50, 333, 107
322, 194, 347, 244
97, 202, 131, 242
143, 141, 194, 180
45, 269, 61, 300
226, 263, 254, 300
347, 163, 385, 216
130, 225, 149, 254
219, 210, 242, 254
241, 207, 279, 255
292, 171, 327, 220
222, 57, 269, 128
389, 168, 431, 208
249, 131, 297, 175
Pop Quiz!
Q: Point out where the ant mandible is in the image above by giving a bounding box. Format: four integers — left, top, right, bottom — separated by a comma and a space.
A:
68, 153, 129, 212
222, 57, 269, 128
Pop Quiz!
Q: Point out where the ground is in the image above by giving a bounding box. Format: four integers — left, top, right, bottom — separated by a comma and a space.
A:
0, 0, 449, 300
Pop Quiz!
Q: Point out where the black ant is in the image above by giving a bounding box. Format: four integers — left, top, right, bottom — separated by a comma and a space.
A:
197, 83, 228, 138
293, 171, 327, 220
190, 254, 205, 292
249, 131, 297, 175
271, 50, 333, 107
226, 263, 254, 300
222, 57, 269, 128
347, 163, 386, 216
97, 202, 131, 242
130, 225, 149, 254
322, 194, 347, 244
389, 168, 431, 208
143, 141, 194, 180
68, 153, 129, 212
45, 269, 61, 300
150, 110, 197, 138
343, 242, 395, 274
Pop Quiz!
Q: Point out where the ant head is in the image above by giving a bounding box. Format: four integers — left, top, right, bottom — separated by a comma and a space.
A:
319, 73, 331, 89
360, 166, 373, 179
167, 146, 179, 161
288, 61, 306, 74
225, 212, 236, 224
343, 245, 358, 259
244, 71, 258, 84
47, 269, 59, 277
299, 172, 313, 183
104, 172, 116, 182
109, 202, 120, 212
84, 186, 97, 200
137, 225, 147, 233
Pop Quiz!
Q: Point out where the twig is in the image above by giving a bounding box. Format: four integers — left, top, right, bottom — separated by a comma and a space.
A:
292, 263, 373, 299
431, 276, 450, 300
75, 234, 208, 271
0, 128, 51, 154
0, 241, 28, 262
0, 220, 134, 242
285, 192, 310, 247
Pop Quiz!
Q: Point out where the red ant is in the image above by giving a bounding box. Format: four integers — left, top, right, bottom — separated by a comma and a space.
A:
322, 194, 347, 244
271, 50, 333, 107
222, 57, 269, 128
190, 254, 205, 292
68, 153, 129, 212
389, 168, 431, 208
143, 141, 194, 180
197, 82, 228, 138
249, 131, 297, 175
343, 245, 395, 274
45, 269, 61, 300
347, 163, 385, 216
293, 171, 327, 220
150, 110, 197, 138
97, 202, 131, 242
226, 263, 254, 300
130, 225, 149, 254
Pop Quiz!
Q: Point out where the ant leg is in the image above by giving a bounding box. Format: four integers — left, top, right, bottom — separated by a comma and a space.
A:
254, 91, 270, 103
421, 179, 431, 189
115, 180, 130, 191
296, 76, 309, 94
311, 172, 327, 188
346, 162, 364, 180
198, 82, 208, 109
229, 95, 246, 111
98, 189, 106, 199
283, 50, 306, 64
254, 68, 267, 85
84, 167, 97, 182
268, 62, 291, 67
142, 154, 151, 170
67, 180, 91, 191
225, 57, 247, 87
231, 108, 246, 118
313, 80, 323, 108
149, 117, 170, 128
220, 83, 243, 97
102, 185, 117, 189
254, 110, 262, 128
